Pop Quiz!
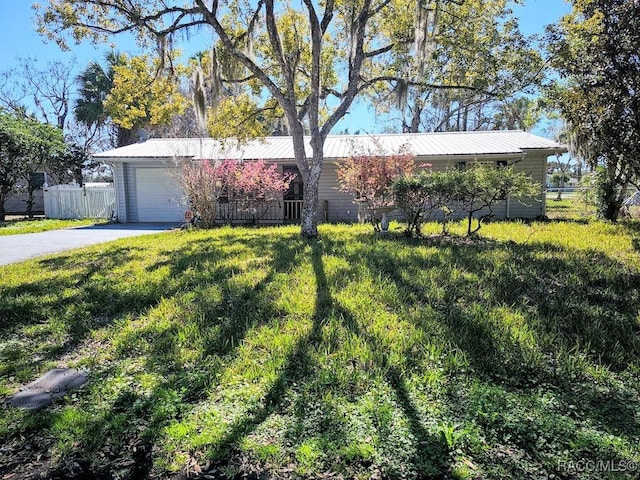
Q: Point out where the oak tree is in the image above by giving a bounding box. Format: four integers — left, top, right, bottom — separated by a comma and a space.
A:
371, 0, 544, 133
546, 0, 640, 220
37, 0, 486, 238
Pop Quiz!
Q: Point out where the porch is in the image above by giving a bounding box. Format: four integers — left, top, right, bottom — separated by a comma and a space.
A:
214, 199, 304, 224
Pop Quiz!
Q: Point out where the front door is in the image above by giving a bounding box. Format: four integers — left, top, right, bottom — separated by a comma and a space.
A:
283, 166, 303, 222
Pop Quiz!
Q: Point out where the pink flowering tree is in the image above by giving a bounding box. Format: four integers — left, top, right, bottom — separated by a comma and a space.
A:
178, 159, 234, 227
337, 152, 415, 232
177, 159, 294, 227
231, 160, 296, 224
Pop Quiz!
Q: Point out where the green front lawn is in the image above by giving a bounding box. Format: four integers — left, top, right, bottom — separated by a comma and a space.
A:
1, 220, 639, 479
0, 218, 97, 235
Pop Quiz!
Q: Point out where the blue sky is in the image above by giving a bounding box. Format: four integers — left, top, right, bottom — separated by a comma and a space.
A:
511, 0, 571, 36
0, 1, 571, 135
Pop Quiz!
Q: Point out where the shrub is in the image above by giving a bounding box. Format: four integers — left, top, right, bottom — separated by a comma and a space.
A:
336, 151, 415, 232
177, 159, 229, 227
230, 160, 296, 225
394, 166, 540, 236
453, 165, 539, 236
393, 172, 454, 237
176, 159, 294, 227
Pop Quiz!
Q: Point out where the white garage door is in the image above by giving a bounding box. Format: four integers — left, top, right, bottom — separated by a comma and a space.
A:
135, 168, 185, 222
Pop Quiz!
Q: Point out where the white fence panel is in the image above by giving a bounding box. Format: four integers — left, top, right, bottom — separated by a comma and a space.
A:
44, 184, 116, 219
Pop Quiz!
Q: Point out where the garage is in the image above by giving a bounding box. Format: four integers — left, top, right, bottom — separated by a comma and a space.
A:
134, 167, 185, 222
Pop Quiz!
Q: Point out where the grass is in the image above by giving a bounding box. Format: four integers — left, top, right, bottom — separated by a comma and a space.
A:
1, 207, 639, 478
0, 218, 97, 235
546, 190, 597, 220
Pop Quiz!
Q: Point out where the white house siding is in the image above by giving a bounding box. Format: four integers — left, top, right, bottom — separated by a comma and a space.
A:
315, 154, 543, 223
508, 153, 546, 218
412, 155, 544, 219
318, 161, 360, 222
113, 162, 128, 222
414, 157, 507, 220
108, 155, 546, 223
97, 132, 562, 224
125, 164, 138, 222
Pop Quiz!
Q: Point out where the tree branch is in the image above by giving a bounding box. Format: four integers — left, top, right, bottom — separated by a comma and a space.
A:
321, 0, 373, 137
194, 0, 293, 114
302, 0, 322, 140
264, 0, 294, 90
365, 44, 396, 58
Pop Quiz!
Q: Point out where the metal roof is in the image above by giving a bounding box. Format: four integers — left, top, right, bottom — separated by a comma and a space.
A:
93, 130, 566, 161
623, 191, 640, 207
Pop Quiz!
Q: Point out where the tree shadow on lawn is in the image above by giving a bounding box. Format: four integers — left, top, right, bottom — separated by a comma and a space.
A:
124, 230, 636, 479
0, 245, 158, 381
329, 233, 640, 373
0, 231, 309, 479
619, 219, 640, 234
3, 228, 639, 479
1, 244, 177, 479
136, 231, 307, 378
1, 229, 304, 379
327, 233, 640, 474
199, 240, 450, 478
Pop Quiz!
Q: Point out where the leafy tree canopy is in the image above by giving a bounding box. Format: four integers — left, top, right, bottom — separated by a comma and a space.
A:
546, 0, 640, 220
104, 53, 189, 131
0, 110, 66, 219
371, 0, 544, 133
35, 0, 538, 237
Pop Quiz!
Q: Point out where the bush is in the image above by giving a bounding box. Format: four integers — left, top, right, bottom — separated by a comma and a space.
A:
176, 159, 294, 227
454, 165, 539, 236
177, 160, 227, 227
336, 151, 415, 232
394, 166, 539, 237
393, 172, 456, 236
580, 166, 632, 221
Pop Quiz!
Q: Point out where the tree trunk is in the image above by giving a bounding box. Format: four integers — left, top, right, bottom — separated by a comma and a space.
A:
301, 159, 321, 239
600, 164, 626, 221
0, 193, 6, 222
74, 166, 84, 187
408, 98, 423, 133
288, 124, 322, 239
26, 186, 35, 219
462, 103, 469, 131
601, 184, 623, 221
116, 127, 137, 147
300, 132, 325, 239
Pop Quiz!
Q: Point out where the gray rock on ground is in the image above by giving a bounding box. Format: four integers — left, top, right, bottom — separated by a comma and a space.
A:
4, 368, 88, 409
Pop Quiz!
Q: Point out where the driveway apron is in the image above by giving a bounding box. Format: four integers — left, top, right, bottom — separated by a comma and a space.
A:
0, 223, 178, 266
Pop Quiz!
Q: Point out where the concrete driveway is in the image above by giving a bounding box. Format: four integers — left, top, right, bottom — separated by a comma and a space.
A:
0, 223, 179, 266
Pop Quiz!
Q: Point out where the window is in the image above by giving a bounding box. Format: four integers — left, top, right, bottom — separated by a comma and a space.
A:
283, 165, 303, 200
475, 160, 494, 168
218, 185, 229, 204
29, 172, 46, 189
456, 161, 467, 171
496, 160, 508, 169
